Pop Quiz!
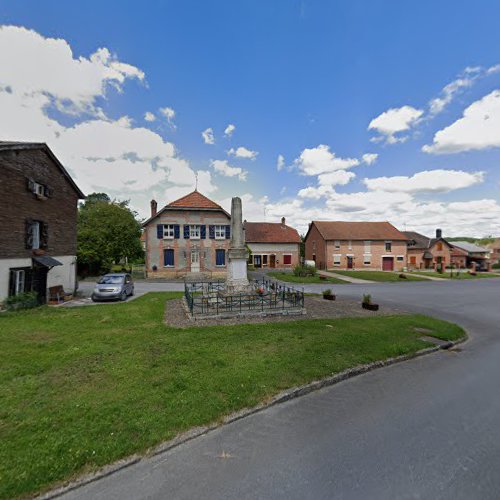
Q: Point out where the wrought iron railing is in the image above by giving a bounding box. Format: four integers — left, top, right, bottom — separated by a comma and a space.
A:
184, 278, 304, 316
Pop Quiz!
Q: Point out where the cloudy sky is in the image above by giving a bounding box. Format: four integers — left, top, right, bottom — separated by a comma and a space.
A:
1, 1, 500, 236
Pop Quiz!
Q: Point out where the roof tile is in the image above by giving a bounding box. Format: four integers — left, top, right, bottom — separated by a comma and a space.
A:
245, 222, 301, 243
312, 221, 408, 241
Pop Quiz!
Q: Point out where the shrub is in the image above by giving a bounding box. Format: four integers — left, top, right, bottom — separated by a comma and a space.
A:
492, 262, 500, 270
293, 264, 317, 277
322, 289, 332, 297
362, 293, 372, 304
3, 292, 39, 311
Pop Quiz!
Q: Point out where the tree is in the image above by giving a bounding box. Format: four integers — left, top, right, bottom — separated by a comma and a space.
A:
77, 193, 143, 275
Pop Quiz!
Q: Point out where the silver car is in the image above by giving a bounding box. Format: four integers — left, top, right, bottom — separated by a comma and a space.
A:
91, 273, 134, 302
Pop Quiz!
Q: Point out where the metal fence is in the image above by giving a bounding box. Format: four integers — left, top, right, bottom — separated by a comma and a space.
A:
184, 277, 304, 316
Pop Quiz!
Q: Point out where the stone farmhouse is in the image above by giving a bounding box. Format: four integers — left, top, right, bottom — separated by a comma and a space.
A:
403, 229, 453, 271
0, 141, 85, 303
244, 218, 301, 269
304, 221, 408, 271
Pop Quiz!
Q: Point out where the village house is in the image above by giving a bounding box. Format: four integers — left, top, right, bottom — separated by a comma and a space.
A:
403, 229, 453, 271
304, 221, 408, 271
0, 141, 85, 303
450, 241, 491, 271
486, 238, 500, 264
142, 190, 231, 278
244, 218, 301, 269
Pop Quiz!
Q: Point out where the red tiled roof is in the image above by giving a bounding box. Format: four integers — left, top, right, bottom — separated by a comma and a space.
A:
312, 221, 408, 241
167, 190, 224, 210
244, 222, 301, 244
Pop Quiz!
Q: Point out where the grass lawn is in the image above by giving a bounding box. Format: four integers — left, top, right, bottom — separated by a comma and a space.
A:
267, 272, 346, 284
410, 271, 499, 280
0, 293, 464, 499
329, 270, 427, 282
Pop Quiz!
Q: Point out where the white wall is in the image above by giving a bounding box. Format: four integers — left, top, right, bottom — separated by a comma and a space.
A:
0, 255, 77, 301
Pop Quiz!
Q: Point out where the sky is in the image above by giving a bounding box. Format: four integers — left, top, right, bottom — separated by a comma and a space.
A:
1, 0, 500, 236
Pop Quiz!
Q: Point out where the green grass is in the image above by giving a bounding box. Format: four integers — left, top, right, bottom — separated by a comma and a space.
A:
329, 270, 427, 282
410, 271, 499, 280
0, 293, 464, 499
268, 272, 346, 284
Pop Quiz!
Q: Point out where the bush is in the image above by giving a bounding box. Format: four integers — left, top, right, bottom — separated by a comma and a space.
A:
492, 262, 500, 269
3, 292, 39, 311
362, 293, 372, 304
322, 289, 332, 297
293, 264, 317, 277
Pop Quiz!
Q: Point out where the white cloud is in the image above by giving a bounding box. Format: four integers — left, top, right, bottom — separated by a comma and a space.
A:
144, 111, 156, 122
429, 77, 475, 116
159, 106, 176, 128
362, 153, 378, 165
0, 25, 144, 114
368, 105, 423, 144
210, 159, 247, 181
423, 90, 500, 154
363, 169, 484, 193
227, 146, 258, 160
224, 123, 236, 137
294, 144, 359, 176
202, 127, 215, 145
276, 154, 285, 171
218, 193, 268, 221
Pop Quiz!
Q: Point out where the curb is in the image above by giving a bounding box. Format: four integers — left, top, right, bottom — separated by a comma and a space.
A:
37, 333, 467, 499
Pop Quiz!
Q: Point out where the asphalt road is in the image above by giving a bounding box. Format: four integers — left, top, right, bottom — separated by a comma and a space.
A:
62, 278, 500, 500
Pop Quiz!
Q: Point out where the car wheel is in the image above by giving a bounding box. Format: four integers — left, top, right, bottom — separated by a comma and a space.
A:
91, 294, 97, 302
120, 291, 127, 301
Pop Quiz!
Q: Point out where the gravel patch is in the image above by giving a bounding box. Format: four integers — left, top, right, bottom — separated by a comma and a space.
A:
164, 295, 407, 328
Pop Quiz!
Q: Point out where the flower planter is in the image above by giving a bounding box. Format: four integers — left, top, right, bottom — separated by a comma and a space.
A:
362, 302, 379, 311
323, 294, 336, 301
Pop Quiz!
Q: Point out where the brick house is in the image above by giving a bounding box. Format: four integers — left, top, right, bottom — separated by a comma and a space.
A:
486, 238, 500, 264
450, 241, 491, 271
244, 218, 301, 269
142, 190, 231, 278
304, 221, 408, 271
403, 229, 453, 271
0, 141, 85, 303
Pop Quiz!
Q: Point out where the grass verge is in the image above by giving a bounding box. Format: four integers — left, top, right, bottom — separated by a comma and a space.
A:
409, 271, 498, 280
0, 292, 464, 498
329, 270, 427, 282
267, 272, 346, 284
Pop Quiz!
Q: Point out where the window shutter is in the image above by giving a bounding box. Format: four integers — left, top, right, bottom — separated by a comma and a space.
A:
200, 225, 206, 239
208, 225, 215, 239
41, 223, 49, 249
164, 249, 174, 266
8, 270, 16, 296
25, 220, 34, 249
183, 225, 190, 239
24, 268, 33, 292
174, 224, 180, 239
44, 186, 51, 198
225, 225, 231, 239
156, 224, 164, 239
26, 178, 35, 193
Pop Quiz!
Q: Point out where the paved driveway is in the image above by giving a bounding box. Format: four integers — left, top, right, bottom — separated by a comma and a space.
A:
62, 278, 500, 500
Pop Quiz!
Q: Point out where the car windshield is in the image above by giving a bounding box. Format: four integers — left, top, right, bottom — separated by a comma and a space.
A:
98, 276, 124, 284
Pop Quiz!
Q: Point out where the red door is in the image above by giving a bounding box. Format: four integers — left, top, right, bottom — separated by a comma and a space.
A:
382, 257, 394, 271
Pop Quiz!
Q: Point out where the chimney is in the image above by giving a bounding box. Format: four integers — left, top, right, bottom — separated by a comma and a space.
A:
436, 228, 442, 239
150, 199, 157, 217
281, 217, 286, 227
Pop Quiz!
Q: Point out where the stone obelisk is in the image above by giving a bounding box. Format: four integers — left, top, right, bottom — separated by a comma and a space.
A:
225, 197, 250, 292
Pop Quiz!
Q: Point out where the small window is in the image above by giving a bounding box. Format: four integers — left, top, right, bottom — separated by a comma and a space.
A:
385, 241, 392, 252
216, 249, 226, 266
262, 255, 268, 266
333, 254, 341, 265
364, 240, 371, 253
190, 225, 201, 239
164, 249, 175, 267
364, 255, 371, 265
15, 270, 25, 294
397, 256, 404, 261
163, 224, 175, 238
214, 225, 226, 239
283, 254, 292, 265
334, 240, 340, 249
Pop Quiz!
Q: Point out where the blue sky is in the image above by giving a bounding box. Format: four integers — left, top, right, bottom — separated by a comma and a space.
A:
1, 1, 500, 235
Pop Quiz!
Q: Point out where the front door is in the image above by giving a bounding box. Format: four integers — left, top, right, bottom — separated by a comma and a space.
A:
191, 250, 200, 273
32, 264, 48, 304
347, 256, 353, 269
270, 255, 276, 268
382, 257, 394, 271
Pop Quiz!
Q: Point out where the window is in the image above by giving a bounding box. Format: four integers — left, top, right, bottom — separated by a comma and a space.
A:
334, 240, 340, 249
214, 225, 226, 239
283, 254, 292, 265
348, 240, 352, 250
254, 255, 262, 268
163, 224, 175, 238
14, 270, 25, 294
216, 249, 226, 266
164, 249, 175, 267
397, 256, 404, 261
32, 222, 40, 249
333, 254, 341, 266
9, 267, 31, 296
190, 225, 201, 239
27, 178, 50, 198
385, 241, 392, 252
364, 240, 371, 253
26, 220, 42, 249
410, 256, 417, 265
436, 242, 443, 251
363, 255, 371, 265
262, 255, 268, 266
312, 241, 316, 250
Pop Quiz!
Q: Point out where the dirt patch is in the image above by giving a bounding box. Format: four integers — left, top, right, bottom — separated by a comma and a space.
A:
164, 296, 407, 328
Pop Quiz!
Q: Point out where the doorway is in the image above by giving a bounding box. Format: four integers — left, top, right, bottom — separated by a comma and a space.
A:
347, 256, 354, 269
32, 264, 48, 304
270, 255, 276, 268
382, 257, 394, 271
191, 250, 200, 273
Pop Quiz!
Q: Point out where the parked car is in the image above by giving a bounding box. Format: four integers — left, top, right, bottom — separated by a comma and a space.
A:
91, 273, 134, 302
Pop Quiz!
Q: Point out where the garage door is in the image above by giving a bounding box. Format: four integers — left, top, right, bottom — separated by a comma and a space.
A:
382, 257, 394, 271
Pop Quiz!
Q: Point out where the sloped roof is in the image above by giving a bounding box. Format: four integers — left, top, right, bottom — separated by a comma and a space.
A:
312, 221, 408, 241
244, 222, 301, 244
167, 190, 224, 210
0, 141, 85, 198
451, 241, 490, 254
403, 231, 452, 250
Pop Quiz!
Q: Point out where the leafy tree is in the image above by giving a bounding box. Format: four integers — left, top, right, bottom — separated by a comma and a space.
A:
77, 193, 143, 276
